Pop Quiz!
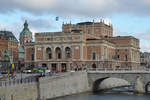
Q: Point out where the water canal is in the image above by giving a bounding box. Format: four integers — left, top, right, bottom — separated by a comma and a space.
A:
53, 92, 150, 100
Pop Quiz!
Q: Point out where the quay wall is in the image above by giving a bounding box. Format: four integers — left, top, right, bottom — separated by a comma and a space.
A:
0, 72, 90, 100
0, 82, 38, 100
39, 71, 89, 99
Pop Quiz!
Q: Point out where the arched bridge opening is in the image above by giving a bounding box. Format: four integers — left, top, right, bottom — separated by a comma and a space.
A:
93, 77, 131, 93
145, 82, 150, 93
93, 77, 109, 93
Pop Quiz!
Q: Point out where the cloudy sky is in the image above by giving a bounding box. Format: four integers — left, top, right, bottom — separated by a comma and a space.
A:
0, 0, 150, 52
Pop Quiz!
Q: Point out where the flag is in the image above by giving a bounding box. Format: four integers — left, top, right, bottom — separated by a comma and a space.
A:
12, 64, 14, 69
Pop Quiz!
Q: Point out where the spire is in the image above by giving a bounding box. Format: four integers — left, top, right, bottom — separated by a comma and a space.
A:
24, 20, 28, 29
20, 20, 32, 36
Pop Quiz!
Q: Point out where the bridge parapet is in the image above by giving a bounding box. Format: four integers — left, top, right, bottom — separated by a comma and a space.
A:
87, 68, 150, 73
87, 70, 150, 93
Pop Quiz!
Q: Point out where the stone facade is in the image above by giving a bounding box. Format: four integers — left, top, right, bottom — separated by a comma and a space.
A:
62, 21, 113, 38
25, 20, 140, 71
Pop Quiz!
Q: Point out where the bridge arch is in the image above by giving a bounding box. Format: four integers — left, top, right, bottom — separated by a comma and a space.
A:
145, 82, 150, 93
93, 77, 109, 93
93, 77, 131, 93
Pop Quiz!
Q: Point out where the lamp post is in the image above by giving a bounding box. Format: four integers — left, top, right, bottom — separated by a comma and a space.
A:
18, 60, 22, 83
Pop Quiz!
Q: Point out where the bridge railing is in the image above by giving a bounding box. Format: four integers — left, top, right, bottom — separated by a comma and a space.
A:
87, 68, 150, 73
0, 76, 36, 87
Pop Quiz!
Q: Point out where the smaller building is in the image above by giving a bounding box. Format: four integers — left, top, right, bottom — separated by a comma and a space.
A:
0, 31, 18, 70
140, 52, 150, 67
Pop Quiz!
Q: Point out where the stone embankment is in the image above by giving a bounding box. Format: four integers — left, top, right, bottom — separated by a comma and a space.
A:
0, 72, 90, 100
39, 71, 89, 99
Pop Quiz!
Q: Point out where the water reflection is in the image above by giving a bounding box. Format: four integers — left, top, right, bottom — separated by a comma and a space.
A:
53, 92, 150, 100
101, 86, 134, 93
52, 86, 150, 100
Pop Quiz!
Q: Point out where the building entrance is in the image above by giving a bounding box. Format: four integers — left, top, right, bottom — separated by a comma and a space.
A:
61, 63, 67, 72
51, 63, 57, 71
92, 63, 97, 69
42, 63, 47, 67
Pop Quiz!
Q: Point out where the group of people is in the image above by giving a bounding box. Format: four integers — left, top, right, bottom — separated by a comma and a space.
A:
74, 64, 88, 71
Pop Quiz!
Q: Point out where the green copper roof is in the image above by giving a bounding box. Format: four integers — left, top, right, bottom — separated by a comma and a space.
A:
20, 20, 32, 36
0, 31, 18, 42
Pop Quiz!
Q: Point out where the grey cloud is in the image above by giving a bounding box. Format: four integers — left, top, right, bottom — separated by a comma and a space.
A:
20, 17, 58, 31
0, 17, 59, 40
0, 0, 150, 17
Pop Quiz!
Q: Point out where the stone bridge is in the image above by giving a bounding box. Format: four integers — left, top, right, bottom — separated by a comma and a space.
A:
1, 70, 150, 100
87, 69, 150, 93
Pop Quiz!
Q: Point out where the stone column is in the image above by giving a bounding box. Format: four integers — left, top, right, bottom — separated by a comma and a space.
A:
67, 63, 71, 71
52, 47, 55, 60
134, 76, 145, 93
43, 47, 46, 60
62, 46, 65, 59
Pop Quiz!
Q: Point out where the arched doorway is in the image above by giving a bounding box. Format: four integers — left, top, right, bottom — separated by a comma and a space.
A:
55, 47, 62, 59
92, 63, 97, 69
51, 63, 57, 71
61, 63, 67, 72
42, 63, 47, 67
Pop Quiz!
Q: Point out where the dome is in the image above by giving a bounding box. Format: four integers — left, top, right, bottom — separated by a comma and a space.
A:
20, 20, 32, 36
99, 77, 131, 90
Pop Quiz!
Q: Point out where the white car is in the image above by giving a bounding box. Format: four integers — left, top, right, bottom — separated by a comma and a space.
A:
23, 70, 32, 73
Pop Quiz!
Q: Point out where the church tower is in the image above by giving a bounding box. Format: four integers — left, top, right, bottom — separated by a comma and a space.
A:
19, 20, 32, 48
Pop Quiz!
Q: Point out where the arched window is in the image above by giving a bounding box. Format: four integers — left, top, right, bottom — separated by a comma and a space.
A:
65, 47, 71, 59
46, 48, 52, 59
55, 47, 61, 59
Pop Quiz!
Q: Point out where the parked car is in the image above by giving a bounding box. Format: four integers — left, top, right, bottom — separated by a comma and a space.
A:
23, 70, 32, 73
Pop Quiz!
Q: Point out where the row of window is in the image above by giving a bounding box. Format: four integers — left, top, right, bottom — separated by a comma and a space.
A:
46, 47, 72, 59
93, 52, 128, 61
112, 54, 128, 61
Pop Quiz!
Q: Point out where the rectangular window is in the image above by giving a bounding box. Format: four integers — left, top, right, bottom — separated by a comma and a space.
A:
92, 52, 96, 60
125, 54, 128, 61
31, 54, 34, 61
117, 55, 120, 60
